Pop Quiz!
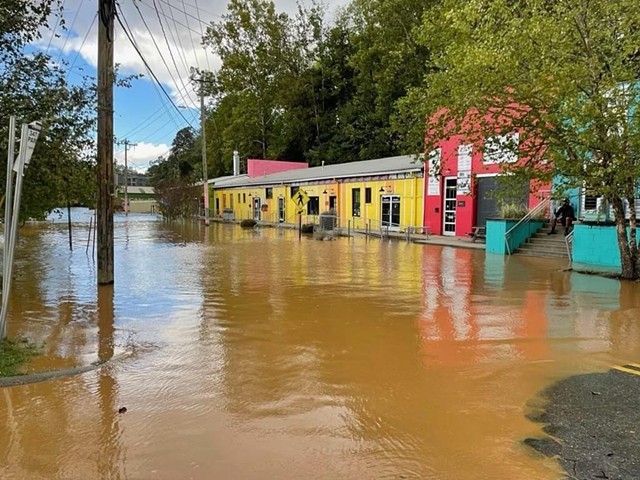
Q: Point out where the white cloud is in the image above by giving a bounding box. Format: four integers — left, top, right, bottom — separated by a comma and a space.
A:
39, 0, 348, 107
114, 141, 171, 172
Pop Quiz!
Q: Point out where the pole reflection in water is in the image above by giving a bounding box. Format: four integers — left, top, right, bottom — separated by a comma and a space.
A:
2, 212, 640, 479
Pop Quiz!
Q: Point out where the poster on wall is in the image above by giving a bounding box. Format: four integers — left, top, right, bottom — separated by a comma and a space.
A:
427, 148, 441, 196
457, 144, 472, 195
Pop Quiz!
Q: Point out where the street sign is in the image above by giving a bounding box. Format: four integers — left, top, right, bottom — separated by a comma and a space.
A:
13, 121, 42, 173
292, 189, 310, 214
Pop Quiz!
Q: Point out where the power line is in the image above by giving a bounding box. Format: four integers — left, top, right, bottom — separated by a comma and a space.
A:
179, 0, 201, 71
65, 12, 98, 81
155, 0, 198, 81
117, 4, 184, 130
117, 79, 199, 139
45, 0, 68, 55
136, 0, 204, 36
193, 0, 211, 71
130, 0, 199, 111
115, 5, 195, 128
57, 5, 83, 63
151, 0, 199, 106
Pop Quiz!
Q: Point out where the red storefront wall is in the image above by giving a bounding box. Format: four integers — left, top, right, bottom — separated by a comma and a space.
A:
423, 135, 547, 237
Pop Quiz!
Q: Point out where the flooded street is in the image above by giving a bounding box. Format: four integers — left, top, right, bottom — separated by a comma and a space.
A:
2, 210, 640, 479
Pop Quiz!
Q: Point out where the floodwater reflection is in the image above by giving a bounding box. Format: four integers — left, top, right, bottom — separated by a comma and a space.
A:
1, 211, 639, 479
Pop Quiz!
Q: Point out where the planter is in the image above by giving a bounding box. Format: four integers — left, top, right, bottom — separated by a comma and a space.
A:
486, 218, 545, 255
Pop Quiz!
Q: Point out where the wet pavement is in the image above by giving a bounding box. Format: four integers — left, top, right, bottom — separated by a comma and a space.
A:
1, 209, 640, 479
526, 368, 640, 480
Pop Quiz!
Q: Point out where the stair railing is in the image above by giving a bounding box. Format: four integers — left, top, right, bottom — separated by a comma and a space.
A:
564, 229, 574, 261
504, 197, 551, 255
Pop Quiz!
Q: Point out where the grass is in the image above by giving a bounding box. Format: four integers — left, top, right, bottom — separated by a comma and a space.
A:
0, 337, 41, 377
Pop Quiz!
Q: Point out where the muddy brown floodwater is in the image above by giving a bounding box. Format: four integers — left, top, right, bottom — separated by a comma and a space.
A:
2, 210, 640, 479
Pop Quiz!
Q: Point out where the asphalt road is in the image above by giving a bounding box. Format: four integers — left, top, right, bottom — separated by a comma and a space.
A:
525, 366, 640, 480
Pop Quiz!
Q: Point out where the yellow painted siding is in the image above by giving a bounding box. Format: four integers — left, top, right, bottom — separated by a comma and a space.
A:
210, 175, 424, 231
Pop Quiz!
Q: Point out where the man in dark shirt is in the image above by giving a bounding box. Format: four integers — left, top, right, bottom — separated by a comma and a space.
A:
548, 198, 576, 235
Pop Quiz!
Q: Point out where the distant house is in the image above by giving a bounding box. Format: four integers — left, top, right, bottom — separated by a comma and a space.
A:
115, 185, 157, 214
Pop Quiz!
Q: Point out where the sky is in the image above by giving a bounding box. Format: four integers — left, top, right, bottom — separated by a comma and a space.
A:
36, 0, 345, 172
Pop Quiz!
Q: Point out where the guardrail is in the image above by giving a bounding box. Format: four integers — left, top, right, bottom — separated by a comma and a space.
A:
565, 229, 574, 261
504, 197, 551, 255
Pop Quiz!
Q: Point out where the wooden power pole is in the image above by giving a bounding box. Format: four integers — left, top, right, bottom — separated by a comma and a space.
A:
97, 0, 115, 285
116, 139, 137, 215
200, 90, 210, 226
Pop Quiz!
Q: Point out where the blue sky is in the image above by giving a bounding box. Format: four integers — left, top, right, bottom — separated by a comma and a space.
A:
35, 0, 345, 172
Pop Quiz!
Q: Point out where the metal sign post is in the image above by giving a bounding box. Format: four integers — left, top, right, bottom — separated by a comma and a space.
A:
292, 190, 310, 241
0, 120, 41, 339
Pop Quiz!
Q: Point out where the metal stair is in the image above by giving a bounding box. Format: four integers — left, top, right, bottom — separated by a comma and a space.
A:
514, 224, 570, 259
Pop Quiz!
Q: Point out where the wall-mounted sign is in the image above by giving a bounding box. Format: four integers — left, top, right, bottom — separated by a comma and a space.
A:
427, 148, 441, 196
457, 144, 472, 195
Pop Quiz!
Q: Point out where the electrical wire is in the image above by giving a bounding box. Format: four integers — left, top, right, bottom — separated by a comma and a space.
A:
193, 0, 211, 71
65, 12, 97, 81
57, 3, 83, 63
130, 0, 199, 111
155, 0, 198, 79
117, 3, 184, 130
45, 0, 68, 55
116, 5, 195, 128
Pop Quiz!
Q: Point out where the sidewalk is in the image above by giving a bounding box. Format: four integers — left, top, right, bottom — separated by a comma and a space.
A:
351, 229, 486, 250
215, 218, 486, 251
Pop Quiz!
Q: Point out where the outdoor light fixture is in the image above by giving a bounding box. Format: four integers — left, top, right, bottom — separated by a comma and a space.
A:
379, 187, 385, 192
322, 189, 327, 194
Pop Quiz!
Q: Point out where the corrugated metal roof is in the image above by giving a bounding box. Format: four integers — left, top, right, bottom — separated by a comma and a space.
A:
210, 155, 422, 188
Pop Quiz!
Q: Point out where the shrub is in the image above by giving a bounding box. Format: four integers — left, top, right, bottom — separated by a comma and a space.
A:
499, 202, 528, 219
301, 223, 315, 234
240, 219, 257, 228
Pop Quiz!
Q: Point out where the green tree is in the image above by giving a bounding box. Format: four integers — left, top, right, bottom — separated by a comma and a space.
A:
148, 127, 202, 219
412, 0, 640, 279
203, 0, 323, 162
0, 53, 96, 221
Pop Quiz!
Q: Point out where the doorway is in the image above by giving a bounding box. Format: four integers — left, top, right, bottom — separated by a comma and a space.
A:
253, 197, 261, 221
381, 195, 401, 230
329, 196, 337, 211
278, 196, 285, 222
443, 178, 457, 236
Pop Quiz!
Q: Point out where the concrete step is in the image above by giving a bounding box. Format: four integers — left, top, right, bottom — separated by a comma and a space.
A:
527, 236, 569, 246
516, 244, 569, 258
515, 249, 570, 259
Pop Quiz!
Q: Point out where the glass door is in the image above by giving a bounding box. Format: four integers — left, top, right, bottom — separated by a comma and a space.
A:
253, 197, 261, 221
278, 197, 285, 222
381, 195, 401, 230
443, 178, 457, 236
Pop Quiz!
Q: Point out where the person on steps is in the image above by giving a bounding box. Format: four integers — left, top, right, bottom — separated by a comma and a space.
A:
548, 198, 576, 235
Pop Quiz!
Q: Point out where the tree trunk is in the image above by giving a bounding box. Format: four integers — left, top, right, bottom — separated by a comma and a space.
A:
611, 196, 637, 280
627, 195, 640, 276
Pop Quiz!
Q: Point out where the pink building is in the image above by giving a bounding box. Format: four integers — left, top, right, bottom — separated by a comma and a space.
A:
247, 159, 308, 178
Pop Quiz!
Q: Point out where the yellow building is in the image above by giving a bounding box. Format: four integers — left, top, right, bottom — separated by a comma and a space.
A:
210, 156, 425, 233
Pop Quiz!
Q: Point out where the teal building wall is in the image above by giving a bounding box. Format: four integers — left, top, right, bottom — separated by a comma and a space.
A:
486, 219, 544, 254
572, 224, 640, 268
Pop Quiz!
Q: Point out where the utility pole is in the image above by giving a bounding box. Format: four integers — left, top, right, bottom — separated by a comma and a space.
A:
116, 139, 137, 216
200, 91, 210, 226
97, 0, 115, 285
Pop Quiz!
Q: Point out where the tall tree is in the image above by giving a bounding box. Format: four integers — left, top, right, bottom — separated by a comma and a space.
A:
203, 0, 324, 164
413, 0, 640, 279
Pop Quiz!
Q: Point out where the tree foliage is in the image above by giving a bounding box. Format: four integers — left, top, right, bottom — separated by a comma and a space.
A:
1, 53, 96, 221
192, 0, 433, 171
411, 0, 640, 278
148, 127, 202, 219
1, 0, 98, 221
